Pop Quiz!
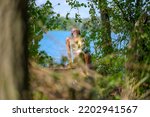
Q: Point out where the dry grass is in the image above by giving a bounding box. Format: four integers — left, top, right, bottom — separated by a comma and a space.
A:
29, 61, 100, 99
29, 61, 150, 100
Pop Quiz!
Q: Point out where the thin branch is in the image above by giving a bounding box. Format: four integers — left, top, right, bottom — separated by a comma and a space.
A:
113, 0, 130, 22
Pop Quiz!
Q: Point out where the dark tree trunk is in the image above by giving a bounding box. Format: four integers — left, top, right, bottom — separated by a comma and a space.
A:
98, 0, 113, 55
0, 0, 28, 99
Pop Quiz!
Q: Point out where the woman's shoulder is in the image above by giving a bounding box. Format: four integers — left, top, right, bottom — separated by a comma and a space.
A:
77, 36, 82, 40
66, 37, 72, 42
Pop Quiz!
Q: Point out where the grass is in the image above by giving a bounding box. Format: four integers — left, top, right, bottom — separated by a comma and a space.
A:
29, 61, 150, 100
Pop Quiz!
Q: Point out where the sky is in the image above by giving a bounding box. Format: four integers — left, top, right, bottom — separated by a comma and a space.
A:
36, 0, 90, 18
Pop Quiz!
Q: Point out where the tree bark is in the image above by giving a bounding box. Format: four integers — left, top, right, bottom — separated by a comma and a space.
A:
0, 0, 28, 99
98, 0, 113, 55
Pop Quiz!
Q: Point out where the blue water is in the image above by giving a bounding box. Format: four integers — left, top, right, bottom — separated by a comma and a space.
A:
39, 31, 71, 63
39, 30, 124, 63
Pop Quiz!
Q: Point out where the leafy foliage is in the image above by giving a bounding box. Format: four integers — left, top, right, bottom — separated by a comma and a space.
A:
28, 0, 150, 99
36, 51, 54, 67
28, 0, 60, 60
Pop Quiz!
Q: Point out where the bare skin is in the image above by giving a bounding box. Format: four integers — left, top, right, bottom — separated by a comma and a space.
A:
66, 37, 72, 63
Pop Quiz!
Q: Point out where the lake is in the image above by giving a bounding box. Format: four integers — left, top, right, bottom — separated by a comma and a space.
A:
39, 30, 120, 63
39, 31, 71, 63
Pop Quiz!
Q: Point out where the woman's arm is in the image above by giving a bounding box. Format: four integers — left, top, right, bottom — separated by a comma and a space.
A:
66, 37, 72, 62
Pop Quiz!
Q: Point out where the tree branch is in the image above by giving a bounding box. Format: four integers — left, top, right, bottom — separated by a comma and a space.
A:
113, 0, 129, 22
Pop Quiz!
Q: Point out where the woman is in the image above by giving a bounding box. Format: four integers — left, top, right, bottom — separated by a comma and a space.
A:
66, 27, 91, 68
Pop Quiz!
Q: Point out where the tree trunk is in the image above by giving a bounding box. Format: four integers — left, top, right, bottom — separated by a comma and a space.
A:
98, 0, 113, 55
0, 0, 28, 99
